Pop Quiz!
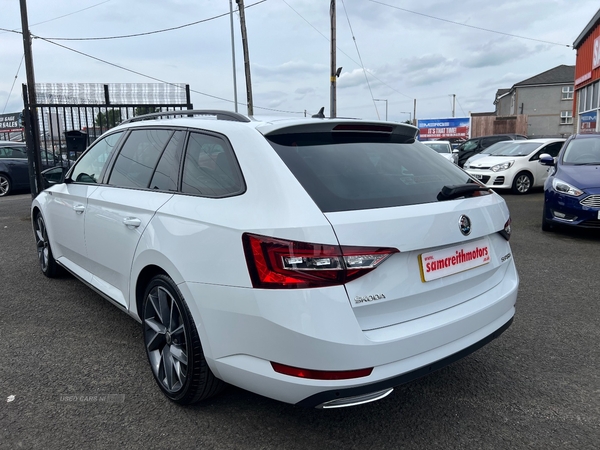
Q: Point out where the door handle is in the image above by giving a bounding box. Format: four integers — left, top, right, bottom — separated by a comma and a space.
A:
123, 217, 142, 228
73, 204, 85, 214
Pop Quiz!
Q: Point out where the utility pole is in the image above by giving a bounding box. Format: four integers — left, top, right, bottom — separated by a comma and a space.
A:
229, 0, 238, 113
413, 98, 417, 126
330, 0, 336, 118
452, 94, 456, 117
236, 0, 253, 116
20, 0, 43, 197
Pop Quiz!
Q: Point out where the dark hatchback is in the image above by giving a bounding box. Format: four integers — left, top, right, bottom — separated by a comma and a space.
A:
539, 134, 600, 231
0, 141, 64, 196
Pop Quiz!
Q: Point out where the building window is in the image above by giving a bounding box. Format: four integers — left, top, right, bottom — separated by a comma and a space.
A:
562, 86, 574, 100
560, 111, 573, 125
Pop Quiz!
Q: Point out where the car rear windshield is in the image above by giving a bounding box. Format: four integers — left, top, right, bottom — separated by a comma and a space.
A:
268, 132, 473, 212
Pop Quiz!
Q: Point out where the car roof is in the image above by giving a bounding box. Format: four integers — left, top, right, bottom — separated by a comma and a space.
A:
111, 110, 420, 140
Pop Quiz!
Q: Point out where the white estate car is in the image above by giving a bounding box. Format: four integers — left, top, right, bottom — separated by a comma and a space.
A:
421, 140, 457, 164
464, 139, 565, 194
32, 110, 518, 409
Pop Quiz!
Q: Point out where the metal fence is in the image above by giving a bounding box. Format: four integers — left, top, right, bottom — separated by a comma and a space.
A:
23, 83, 193, 196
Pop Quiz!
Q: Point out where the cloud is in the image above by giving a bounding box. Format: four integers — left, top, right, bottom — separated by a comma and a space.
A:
398, 54, 461, 86
462, 39, 536, 68
253, 60, 327, 78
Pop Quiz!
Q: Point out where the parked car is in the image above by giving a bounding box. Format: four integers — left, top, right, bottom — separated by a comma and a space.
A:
464, 139, 564, 194
463, 141, 515, 166
421, 140, 457, 164
32, 110, 518, 408
457, 134, 527, 168
0, 141, 66, 196
539, 134, 600, 231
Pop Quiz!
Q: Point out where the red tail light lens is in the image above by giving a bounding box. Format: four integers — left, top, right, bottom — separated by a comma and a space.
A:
271, 362, 373, 380
499, 218, 512, 241
242, 233, 398, 289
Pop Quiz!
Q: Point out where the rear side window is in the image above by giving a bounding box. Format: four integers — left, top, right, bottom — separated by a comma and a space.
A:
268, 133, 472, 212
109, 129, 172, 188
181, 132, 244, 197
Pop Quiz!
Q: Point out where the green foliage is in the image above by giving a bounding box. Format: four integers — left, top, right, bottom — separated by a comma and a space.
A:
135, 106, 159, 116
95, 109, 122, 128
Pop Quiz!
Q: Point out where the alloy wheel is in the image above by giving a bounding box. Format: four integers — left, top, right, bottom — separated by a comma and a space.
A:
144, 286, 189, 393
34, 215, 49, 272
0, 175, 10, 196
515, 174, 531, 194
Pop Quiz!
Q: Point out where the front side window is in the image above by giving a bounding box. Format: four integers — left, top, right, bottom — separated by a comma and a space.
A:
269, 132, 474, 213
560, 111, 573, 125
181, 132, 244, 197
108, 129, 172, 188
71, 131, 124, 184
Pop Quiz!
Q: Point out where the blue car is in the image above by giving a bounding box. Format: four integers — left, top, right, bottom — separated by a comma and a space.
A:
539, 134, 600, 231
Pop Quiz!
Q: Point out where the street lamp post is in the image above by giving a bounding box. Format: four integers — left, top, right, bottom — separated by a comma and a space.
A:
374, 99, 388, 121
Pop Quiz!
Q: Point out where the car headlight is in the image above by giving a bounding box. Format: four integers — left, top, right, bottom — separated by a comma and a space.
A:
491, 161, 514, 172
464, 162, 470, 169
552, 178, 583, 197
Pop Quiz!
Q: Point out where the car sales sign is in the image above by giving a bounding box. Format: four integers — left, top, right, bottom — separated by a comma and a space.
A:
0, 113, 22, 133
418, 117, 470, 140
419, 238, 491, 282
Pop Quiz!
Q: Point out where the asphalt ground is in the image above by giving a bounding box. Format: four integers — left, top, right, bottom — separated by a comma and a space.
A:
1, 190, 599, 449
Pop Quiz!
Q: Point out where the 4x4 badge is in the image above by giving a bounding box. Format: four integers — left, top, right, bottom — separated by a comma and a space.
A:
459, 215, 471, 236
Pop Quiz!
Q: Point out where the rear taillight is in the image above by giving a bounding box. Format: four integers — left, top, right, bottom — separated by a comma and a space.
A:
499, 218, 512, 241
242, 233, 398, 289
271, 362, 373, 380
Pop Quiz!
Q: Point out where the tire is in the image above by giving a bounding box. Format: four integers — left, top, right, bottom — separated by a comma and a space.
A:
512, 172, 533, 195
33, 212, 62, 277
142, 275, 225, 404
0, 173, 11, 197
541, 205, 553, 232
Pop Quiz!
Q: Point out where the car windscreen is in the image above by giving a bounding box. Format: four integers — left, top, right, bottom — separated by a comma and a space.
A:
268, 132, 473, 212
492, 141, 540, 156
481, 141, 512, 155
423, 142, 450, 153
562, 138, 600, 165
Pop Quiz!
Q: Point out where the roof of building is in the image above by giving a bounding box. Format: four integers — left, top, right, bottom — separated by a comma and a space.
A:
574, 8, 600, 48
514, 65, 575, 87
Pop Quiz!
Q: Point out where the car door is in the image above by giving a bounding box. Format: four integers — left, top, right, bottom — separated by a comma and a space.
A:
530, 141, 563, 186
84, 128, 182, 308
1, 146, 30, 190
44, 131, 125, 280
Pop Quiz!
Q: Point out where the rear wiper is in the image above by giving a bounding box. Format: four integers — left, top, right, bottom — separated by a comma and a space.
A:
437, 184, 491, 201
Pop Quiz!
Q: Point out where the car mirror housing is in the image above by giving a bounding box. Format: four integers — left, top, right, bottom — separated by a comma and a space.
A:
41, 166, 68, 189
538, 153, 555, 166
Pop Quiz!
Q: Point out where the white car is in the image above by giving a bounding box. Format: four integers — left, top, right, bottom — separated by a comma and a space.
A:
463, 141, 515, 166
32, 110, 518, 409
421, 140, 457, 164
464, 139, 565, 194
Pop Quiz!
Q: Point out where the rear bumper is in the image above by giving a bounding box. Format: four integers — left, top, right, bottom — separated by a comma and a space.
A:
179, 261, 518, 406
299, 315, 513, 408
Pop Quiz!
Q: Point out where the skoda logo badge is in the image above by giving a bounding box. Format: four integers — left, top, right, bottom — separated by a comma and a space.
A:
459, 215, 471, 236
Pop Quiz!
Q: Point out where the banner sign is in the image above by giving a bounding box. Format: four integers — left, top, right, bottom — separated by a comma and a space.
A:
417, 117, 470, 140
0, 113, 23, 133
579, 110, 597, 134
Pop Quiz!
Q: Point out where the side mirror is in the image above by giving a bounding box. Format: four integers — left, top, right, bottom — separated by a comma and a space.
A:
41, 166, 68, 189
452, 149, 459, 154
538, 153, 556, 166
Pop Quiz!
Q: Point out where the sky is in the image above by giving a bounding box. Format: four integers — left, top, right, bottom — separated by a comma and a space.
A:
1, 0, 599, 123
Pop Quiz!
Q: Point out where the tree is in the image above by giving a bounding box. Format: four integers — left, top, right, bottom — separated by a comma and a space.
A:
95, 109, 122, 128
135, 106, 159, 116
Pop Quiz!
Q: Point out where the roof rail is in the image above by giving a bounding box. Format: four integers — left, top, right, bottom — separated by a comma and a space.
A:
120, 109, 251, 125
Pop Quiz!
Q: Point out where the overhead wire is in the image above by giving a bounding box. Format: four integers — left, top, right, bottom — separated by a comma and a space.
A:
2, 55, 24, 114
369, 0, 572, 48
34, 36, 304, 115
0, 0, 112, 35
340, 0, 379, 118
280, 0, 413, 100
42, 0, 267, 41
